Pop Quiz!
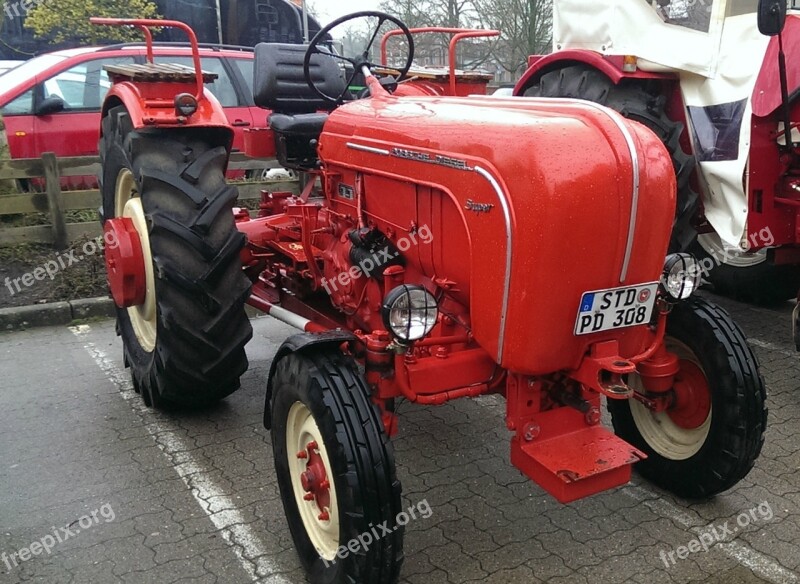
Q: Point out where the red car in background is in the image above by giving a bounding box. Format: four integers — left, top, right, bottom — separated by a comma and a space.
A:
0, 44, 264, 186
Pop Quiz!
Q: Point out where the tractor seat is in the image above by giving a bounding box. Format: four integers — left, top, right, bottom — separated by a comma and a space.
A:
253, 43, 346, 170
269, 112, 329, 135
268, 112, 330, 170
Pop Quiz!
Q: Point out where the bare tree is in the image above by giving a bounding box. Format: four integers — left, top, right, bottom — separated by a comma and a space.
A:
378, 0, 433, 29
436, 0, 479, 28
476, 0, 552, 75
379, 0, 480, 28
378, 0, 552, 76
379, 0, 486, 68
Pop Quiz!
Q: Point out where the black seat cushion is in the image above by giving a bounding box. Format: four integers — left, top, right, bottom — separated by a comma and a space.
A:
269, 112, 329, 135
254, 43, 346, 113
268, 113, 329, 170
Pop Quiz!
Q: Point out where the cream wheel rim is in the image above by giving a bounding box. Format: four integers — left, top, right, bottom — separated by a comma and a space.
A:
629, 339, 712, 460
286, 401, 339, 560
115, 169, 157, 353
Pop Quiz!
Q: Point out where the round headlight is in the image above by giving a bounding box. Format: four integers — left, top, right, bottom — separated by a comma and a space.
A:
381, 285, 438, 342
174, 93, 198, 117
662, 253, 701, 300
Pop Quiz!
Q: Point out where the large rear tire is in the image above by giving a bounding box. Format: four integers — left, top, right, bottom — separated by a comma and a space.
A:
608, 297, 767, 498
99, 105, 252, 408
270, 349, 404, 584
525, 65, 699, 253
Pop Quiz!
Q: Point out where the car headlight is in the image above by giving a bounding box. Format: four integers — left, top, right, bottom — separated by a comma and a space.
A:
381, 285, 438, 342
662, 253, 701, 300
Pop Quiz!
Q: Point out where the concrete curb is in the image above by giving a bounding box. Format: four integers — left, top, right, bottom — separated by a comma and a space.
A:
0, 296, 115, 332
1, 297, 265, 332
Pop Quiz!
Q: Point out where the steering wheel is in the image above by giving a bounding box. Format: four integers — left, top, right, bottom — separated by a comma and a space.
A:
303, 11, 415, 105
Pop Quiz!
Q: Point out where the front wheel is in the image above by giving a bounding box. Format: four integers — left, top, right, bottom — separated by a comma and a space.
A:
270, 349, 404, 584
608, 297, 766, 498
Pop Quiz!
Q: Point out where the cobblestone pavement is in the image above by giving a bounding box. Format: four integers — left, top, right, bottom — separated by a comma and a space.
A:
1, 292, 798, 584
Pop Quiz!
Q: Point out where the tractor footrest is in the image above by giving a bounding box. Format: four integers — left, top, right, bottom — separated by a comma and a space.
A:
511, 425, 646, 503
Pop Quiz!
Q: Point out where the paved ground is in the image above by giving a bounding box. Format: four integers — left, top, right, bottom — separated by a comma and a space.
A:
1, 291, 799, 584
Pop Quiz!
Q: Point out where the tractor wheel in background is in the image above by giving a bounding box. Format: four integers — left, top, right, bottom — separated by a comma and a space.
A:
525, 64, 699, 253
608, 296, 767, 498
245, 167, 298, 181
691, 234, 800, 306
270, 349, 404, 584
99, 105, 252, 408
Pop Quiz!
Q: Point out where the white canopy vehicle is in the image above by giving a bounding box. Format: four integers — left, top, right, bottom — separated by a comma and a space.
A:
516, 0, 800, 307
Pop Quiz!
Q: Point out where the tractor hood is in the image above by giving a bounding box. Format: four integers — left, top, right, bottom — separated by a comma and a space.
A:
318, 94, 675, 373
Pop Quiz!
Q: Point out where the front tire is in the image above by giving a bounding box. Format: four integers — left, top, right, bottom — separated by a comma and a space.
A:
100, 105, 253, 408
608, 297, 767, 498
270, 349, 404, 584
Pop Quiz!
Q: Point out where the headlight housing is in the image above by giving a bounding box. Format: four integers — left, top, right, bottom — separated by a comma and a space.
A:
174, 93, 198, 117
661, 253, 702, 300
381, 285, 438, 342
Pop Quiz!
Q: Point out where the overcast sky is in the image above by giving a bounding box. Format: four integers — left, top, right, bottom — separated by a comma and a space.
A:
311, 0, 382, 26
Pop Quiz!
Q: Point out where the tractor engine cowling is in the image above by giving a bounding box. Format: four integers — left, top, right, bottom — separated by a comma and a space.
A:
317, 94, 676, 374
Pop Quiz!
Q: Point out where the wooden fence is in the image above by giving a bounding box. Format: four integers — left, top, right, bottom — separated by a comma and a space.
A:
0, 152, 299, 248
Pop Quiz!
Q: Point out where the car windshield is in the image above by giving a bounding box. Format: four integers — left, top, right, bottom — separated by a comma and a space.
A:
0, 54, 66, 93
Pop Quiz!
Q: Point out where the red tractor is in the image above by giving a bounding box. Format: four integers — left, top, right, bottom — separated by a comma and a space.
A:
95, 12, 766, 584
515, 0, 800, 308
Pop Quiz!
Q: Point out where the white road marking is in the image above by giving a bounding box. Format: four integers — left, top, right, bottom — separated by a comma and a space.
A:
69, 324, 289, 583
626, 481, 796, 583
719, 541, 799, 584
748, 337, 797, 359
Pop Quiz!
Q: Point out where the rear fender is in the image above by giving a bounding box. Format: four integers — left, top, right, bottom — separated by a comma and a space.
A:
263, 331, 358, 429
101, 82, 233, 142
514, 51, 671, 96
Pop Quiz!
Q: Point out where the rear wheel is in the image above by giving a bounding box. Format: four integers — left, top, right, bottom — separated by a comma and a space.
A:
270, 349, 404, 584
245, 167, 298, 181
525, 65, 698, 253
608, 297, 767, 498
100, 105, 252, 408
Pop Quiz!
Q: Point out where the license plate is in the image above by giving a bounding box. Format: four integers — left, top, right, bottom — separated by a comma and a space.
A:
574, 283, 658, 335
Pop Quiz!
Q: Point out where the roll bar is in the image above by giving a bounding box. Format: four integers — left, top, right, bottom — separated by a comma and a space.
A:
380, 27, 500, 94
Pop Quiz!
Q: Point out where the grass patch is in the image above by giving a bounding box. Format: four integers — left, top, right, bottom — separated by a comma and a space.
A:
0, 208, 98, 228
0, 236, 107, 308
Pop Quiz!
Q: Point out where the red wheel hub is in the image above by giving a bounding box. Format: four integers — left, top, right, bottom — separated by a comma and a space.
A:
296, 440, 331, 516
104, 218, 147, 308
667, 360, 711, 429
